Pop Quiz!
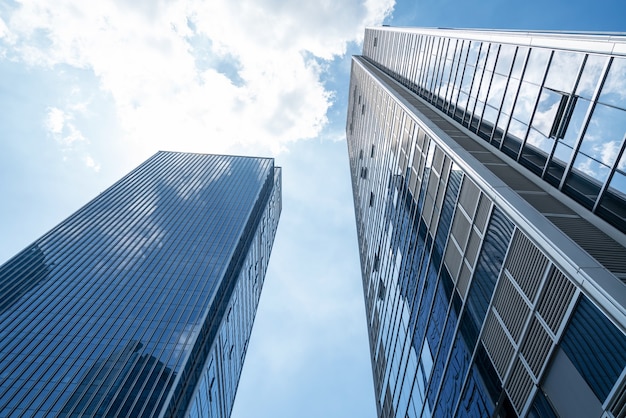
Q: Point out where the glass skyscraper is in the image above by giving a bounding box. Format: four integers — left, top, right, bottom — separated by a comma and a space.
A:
347, 28, 626, 417
0, 151, 281, 417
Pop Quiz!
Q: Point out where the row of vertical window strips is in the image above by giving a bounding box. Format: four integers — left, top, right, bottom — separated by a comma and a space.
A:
354, 56, 626, 416
351, 65, 523, 418
165, 162, 277, 416
0, 152, 273, 416
188, 206, 274, 418
0, 151, 201, 416
351, 62, 626, 418
350, 61, 498, 418
363, 28, 626, 234
14, 152, 268, 416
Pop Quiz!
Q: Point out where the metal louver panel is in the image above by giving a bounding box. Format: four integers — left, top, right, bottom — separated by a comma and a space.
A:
458, 177, 480, 217
537, 266, 576, 334
507, 358, 534, 415
492, 275, 531, 343
505, 230, 549, 301
451, 209, 472, 250
482, 311, 516, 379
520, 317, 552, 378
473, 194, 491, 233
444, 239, 463, 281
610, 382, 626, 418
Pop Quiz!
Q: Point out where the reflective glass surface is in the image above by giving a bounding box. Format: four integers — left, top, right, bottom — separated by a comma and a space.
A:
0, 152, 281, 417
363, 28, 626, 233
350, 32, 626, 418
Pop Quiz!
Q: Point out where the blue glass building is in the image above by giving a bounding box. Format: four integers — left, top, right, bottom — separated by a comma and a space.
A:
0, 151, 281, 417
348, 28, 626, 417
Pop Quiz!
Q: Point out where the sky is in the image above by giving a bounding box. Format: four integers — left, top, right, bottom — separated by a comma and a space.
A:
1, 0, 625, 417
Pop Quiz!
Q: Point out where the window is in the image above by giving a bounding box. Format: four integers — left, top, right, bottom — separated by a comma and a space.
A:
560, 296, 626, 401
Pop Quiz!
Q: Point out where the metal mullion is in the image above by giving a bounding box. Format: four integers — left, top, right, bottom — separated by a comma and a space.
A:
58, 153, 206, 417
89, 153, 216, 416
428, 202, 494, 417
409, 34, 419, 90
498, 47, 531, 152
515, 50, 554, 162
443, 39, 460, 113
542, 54, 588, 179
489, 46, 520, 144
391, 150, 427, 411
427, 36, 442, 101
467, 42, 490, 128
450, 218, 515, 418
476, 44, 501, 134
558, 56, 613, 190
0, 152, 167, 310
420, 172, 465, 416
461, 41, 483, 125
403, 33, 412, 86
419, 36, 432, 94
431, 37, 448, 104
0, 151, 169, 372
452, 40, 472, 119
411, 34, 423, 91
54, 152, 204, 415
593, 133, 626, 212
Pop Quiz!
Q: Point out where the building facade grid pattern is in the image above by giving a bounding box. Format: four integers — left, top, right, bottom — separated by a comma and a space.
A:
0, 151, 281, 417
347, 35, 626, 418
362, 28, 626, 235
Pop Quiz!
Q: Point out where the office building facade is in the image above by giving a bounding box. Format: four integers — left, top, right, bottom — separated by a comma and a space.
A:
347, 28, 626, 417
0, 151, 281, 417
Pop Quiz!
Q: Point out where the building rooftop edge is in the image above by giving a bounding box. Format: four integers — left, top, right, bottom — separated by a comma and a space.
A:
365, 26, 626, 56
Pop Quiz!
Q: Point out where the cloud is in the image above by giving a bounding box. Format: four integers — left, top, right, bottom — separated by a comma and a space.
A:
2, 0, 394, 157
44, 106, 101, 171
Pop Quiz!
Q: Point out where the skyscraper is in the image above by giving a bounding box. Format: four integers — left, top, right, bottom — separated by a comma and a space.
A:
347, 28, 626, 417
0, 151, 281, 417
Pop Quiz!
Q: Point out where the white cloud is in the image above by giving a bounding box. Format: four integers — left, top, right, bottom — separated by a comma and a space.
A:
44, 106, 102, 171
2, 0, 394, 157
44, 106, 85, 146
83, 155, 101, 172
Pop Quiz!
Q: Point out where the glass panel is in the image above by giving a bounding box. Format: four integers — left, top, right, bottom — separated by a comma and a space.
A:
597, 171, 626, 233
576, 54, 607, 99
467, 41, 480, 67
544, 50, 584, 93
532, 88, 565, 137
495, 45, 515, 76
578, 104, 626, 167
561, 97, 591, 147
487, 74, 507, 108
479, 105, 498, 140
523, 48, 551, 85
598, 57, 626, 110
511, 47, 528, 80
512, 82, 541, 125
485, 43, 498, 72
501, 78, 520, 116
561, 297, 626, 401
565, 153, 610, 207
522, 128, 553, 174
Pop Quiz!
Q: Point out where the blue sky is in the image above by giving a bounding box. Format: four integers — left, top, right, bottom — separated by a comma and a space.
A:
1, 0, 625, 417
